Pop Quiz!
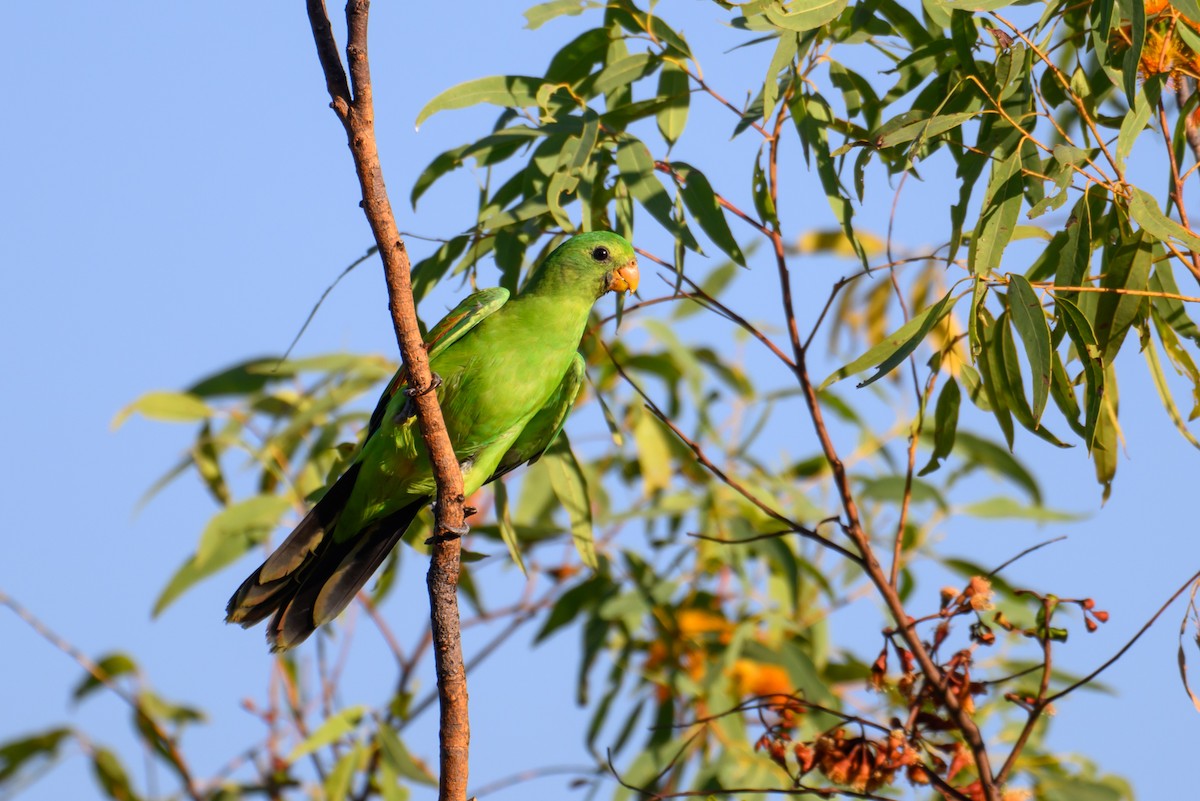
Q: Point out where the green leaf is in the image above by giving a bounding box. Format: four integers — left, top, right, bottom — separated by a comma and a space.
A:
288, 706, 366, 762
857, 475, 948, 510
997, 310, 1070, 447
1141, 321, 1200, 449
543, 434, 597, 569
673, 162, 745, 266
1093, 229, 1151, 362
655, 60, 690, 145
976, 308, 1013, 449
0, 728, 73, 783
72, 653, 138, 702
92, 747, 142, 801
1058, 297, 1105, 451
873, 110, 979, 149
1177, 0, 1200, 24
919, 377, 961, 476
1152, 305, 1200, 419
112, 391, 211, 429
536, 573, 610, 642
153, 494, 292, 617
1006, 275, 1051, 423
764, 0, 850, 32
493, 480, 527, 577
751, 149, 777, 228
615, 137, 700, 251
792, 91, 868, 268
324, 744, 364, 801
821, 290, 959, 389
1129, 187, 1200, 251
1117, 87, 1152, 171
1151, 263, 1200, 347
958, 496, 1084, 521
954, 432, 1041, 503
763, 32, 800, 122
195, 494, 291, 568
1092, 373, 1118, 501
415, 76, 547, 128
632, 406, 673, 496
1123, 0, 1146, 107
592, 53, 658, 96
524, 0, 592, 29
1049, 349, 1085, 439
187, 357, 282, 397
968, 147, 1023, 276
376, 721, 437, 785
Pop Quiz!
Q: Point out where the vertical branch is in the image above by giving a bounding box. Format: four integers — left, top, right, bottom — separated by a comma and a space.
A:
768, 78, 999, 801
304, 2, 469, 799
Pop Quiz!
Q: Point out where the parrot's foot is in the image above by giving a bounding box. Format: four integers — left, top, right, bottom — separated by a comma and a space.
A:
405, 372, 442, 397
424, 499, 475, 544
425, 521, 470, 545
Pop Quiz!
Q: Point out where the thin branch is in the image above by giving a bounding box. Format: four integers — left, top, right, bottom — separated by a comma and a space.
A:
987, 536, 1067, 579
598, 340, 862, 564
305, 3, 469, 799
1045, 568, 1200, 704
469, 764, 598, 798
0, 590, 204, 801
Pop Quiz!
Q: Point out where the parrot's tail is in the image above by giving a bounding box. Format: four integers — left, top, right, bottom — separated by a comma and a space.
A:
225, 463, 427, 651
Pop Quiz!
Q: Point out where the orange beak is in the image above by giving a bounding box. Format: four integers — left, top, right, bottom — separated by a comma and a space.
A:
608, 259, 639, 293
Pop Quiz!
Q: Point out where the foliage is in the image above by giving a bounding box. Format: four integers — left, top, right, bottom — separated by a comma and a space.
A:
8, 0, 1200, 800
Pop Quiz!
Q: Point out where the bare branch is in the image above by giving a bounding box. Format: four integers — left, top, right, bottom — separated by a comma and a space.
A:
305, 2, 469, 797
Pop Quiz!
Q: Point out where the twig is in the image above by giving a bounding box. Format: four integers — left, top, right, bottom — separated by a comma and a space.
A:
987, 536, 1067, 579
1045, 568, 1200, 704
305, 3, 469, 798
994, 596, 1055, 785
0, 590, 204, 801
469, 764, 598, 798
598, 340, 862, 565
278, 245, 379, 365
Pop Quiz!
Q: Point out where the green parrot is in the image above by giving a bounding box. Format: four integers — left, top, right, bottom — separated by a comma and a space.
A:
226, 232, 639, 650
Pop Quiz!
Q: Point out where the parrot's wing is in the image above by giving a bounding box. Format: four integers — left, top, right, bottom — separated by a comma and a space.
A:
486, 352, 585, 484
364, 287, 510, 440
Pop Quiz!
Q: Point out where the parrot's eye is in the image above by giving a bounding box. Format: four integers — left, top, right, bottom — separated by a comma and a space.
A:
591, 246, 610, 262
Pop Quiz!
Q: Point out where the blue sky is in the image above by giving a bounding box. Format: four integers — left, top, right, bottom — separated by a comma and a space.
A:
3, 2, 1199, 800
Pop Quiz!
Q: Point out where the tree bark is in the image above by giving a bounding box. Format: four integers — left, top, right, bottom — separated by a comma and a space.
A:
305, 2, 469, 798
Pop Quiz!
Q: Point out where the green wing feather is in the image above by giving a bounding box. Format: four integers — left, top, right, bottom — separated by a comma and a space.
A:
364, 287, 509, 439
487, 353, 585, 483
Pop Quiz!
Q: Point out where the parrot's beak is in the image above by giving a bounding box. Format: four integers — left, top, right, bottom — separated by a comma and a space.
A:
608, 260, 639, 294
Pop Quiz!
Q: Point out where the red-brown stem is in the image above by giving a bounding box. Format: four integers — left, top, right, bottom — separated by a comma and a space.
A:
994, 597, 1055, 785
305, 2, 468, 798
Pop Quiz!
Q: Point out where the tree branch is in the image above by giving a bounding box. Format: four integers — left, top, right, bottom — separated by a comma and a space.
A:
305, 2, 469, 798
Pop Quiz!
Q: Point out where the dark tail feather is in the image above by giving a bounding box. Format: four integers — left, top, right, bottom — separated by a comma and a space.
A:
265, 498, 425, 651
226, 463, 427, 650
225, 464, 361, 628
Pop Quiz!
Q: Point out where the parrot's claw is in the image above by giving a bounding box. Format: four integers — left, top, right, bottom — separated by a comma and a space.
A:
425, 521, 470, 545
425, 498, 474, 544
405, 372, 443, 398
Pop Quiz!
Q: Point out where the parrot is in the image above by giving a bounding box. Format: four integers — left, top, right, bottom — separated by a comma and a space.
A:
226, 231, 639, 651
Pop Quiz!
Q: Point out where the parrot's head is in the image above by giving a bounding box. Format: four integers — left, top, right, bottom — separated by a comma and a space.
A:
542, 231, 639, 300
